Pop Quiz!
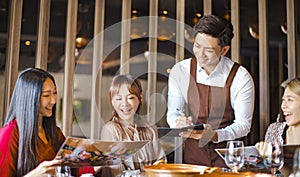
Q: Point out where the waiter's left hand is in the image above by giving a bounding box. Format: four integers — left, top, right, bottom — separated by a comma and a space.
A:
179, 124, 217, 142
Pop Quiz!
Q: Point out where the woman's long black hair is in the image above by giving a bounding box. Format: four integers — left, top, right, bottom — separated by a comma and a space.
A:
4, 68, 61, 176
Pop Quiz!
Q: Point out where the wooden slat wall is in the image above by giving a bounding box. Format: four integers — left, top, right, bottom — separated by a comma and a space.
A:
203, 0, 212, 15
278, 43, 284, 100
286, 0, 297, 79
147, 0, 158, 122
120, 0, 131, 74
231, 0, 240, 63
90, 0, 105, 139
62, 0, 78, 136
175, 0, 185, 63
3, 0, 23, 121
258, 0, 269, 139
2, 0, 298, 141
35, 0, 51, 70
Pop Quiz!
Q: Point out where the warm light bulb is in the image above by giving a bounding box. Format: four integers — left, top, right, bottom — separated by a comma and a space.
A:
75, 37, 88, 48
25, 40, 31, 46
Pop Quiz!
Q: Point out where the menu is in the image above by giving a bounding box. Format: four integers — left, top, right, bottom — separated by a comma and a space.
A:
216, 145, 268, 170
215, 145, 260, 167
55, 137, 149, 167
215, 146, 259, 159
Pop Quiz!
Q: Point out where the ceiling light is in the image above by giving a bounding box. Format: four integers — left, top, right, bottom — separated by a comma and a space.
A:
131, 16, 148, 39
280, 23, 287, 35
25, 40, 31, 46
196, 13, 202, 18
158, 15, 175, 41
76, 37, 88, 48
132, 9, 138, 14
248, 23, 259, 40
162, 10, 168, 15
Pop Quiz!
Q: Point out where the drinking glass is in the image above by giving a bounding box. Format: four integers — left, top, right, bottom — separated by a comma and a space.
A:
263, 143, 284, 176
225, 140, 245, 173
55, 166, 71, 177
289, 147, 300, 177
121, 169, 141, 177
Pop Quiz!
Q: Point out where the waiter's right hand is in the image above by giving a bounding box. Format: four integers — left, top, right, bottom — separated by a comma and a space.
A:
175, 116, 193, 128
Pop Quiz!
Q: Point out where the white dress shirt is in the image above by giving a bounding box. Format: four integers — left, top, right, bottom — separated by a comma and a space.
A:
167, 56, 255, 143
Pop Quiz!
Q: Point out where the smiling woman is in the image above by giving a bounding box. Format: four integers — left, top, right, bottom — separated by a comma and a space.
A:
265, 78, 300, 145
0, 68, 64, 176
99, 74, 166, 176
260, 77, 300, 176
0, 68, 94, 177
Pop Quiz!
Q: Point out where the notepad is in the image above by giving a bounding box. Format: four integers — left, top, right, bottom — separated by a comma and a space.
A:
157, 124, 204, 137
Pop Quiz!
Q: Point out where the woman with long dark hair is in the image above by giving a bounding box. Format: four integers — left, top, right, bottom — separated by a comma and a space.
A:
0, 68, 93, 177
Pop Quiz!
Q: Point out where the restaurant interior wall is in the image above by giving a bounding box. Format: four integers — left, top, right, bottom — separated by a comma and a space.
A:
0, 0, 299, 146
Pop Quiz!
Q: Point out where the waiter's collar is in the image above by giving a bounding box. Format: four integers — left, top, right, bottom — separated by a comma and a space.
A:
197, 56, 224, 74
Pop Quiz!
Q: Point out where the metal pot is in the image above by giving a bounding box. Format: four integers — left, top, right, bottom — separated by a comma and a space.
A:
142, 164, 210, 177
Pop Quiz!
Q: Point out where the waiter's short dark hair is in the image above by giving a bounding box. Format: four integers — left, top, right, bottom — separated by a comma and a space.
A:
194, 14, 234, 47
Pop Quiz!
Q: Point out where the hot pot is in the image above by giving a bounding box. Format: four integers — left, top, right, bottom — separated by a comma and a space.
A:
142, 164, 274, 177
142, 163, 215, 177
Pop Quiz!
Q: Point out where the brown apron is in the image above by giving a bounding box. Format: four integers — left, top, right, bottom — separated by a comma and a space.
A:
184, 57, 240, 167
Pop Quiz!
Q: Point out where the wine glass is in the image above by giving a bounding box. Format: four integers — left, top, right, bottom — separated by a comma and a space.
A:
225, 140, 245, 173
289, 148, 300, 177
263, 143, 284, 176
55, 166, 71, 177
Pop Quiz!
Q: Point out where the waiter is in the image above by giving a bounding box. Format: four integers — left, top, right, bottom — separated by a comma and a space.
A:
166, 14, 255, 167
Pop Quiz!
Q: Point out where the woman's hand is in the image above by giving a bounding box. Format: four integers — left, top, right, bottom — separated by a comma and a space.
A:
255, 141, 272, 157
23, 159, 62, 177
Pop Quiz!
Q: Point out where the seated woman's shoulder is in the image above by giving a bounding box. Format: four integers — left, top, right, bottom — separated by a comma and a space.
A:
0, 120, 18, 139
103, 121, 121, 129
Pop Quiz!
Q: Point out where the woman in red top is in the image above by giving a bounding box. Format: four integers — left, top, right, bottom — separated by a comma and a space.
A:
0, 68, 93, 177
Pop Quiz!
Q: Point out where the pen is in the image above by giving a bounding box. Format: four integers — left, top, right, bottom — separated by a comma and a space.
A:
176, 108, 185, 117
